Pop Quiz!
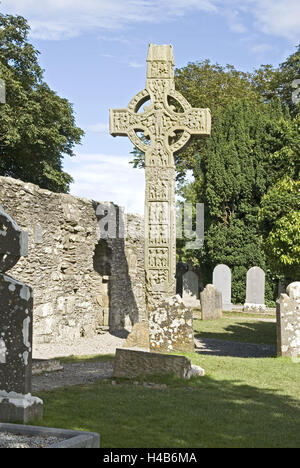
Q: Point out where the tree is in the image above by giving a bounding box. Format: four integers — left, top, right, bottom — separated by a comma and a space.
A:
259, 113, 300, 280
0, 14, 84, 192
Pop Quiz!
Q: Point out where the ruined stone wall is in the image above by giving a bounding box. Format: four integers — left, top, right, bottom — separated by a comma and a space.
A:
0, 176, 146, 344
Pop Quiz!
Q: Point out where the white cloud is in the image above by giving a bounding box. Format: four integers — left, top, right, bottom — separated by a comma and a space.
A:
219, 0, 300, 43
2, 0, 217, 40
65, 153, 145, 214
249, 0, 300, 42
2, 1, 299, 44
128, 61, 144, 69
250, 43, 274, 54
86, 122, 110, 134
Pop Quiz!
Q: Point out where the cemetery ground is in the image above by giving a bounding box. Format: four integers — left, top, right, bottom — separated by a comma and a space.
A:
29, 312, 300, 449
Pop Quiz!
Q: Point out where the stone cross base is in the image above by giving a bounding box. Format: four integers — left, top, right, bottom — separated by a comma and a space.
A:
243, 303, 266, 314
148, 295, 194, 353
0, 392, 43, 424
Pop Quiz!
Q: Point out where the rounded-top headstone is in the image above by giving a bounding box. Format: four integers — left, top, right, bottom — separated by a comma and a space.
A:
245, 266, 265, 305
286, 282, 300, 301
213, 264, 232, 311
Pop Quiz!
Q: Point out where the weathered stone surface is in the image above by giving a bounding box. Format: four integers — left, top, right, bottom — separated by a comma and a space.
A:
213, 264, 232, 311
110, 44, 211, 310
276, 281, 300, 358
182, 269, 200, 308
0, 393, 43, 424
0, 177, 146, 344
244, 266, 265, 313
0, 208, 43, 423
286, 282, 300, 300
0, 275, 33, 395
113, 348, 192, 379
0, 423, 100, 448
189, 364, 205, 378
125, 321, 150, 350
149, 295, 194, 352
200, 284, 222, 320
0, 206, 28, 272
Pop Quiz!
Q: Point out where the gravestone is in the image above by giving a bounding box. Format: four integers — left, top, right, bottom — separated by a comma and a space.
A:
0, 206, 43, 423
276, 282, 300, 358
200, 284, 222, 320
244, 266, 266, 313
213, 264, 232, 311
175, 260, 188, 296
149, 295, 194, 353
114, 348, 200, 380
182, 268, 200, 308
110, 43, 211, 352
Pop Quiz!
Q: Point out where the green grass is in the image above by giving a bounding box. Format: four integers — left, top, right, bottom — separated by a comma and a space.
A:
58, 354, 115, 364
30, 315, 300, 448
223, 311, 276, 319
194, 317, 276, 345
32, 354, 300, 448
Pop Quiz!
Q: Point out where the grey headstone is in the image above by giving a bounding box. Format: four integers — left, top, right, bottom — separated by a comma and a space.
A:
276, 282, 300, 358
200, 284, 222, 320
213, 264, 232, 311
0, 208, 43, 423
182, 270, 200, 308
244, 266, 265, 313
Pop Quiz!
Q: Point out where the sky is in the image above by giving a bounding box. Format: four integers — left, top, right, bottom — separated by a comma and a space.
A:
1, 0, 299, 214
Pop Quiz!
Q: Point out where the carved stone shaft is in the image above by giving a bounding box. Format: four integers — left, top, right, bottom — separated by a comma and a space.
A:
110, 44, 211, 310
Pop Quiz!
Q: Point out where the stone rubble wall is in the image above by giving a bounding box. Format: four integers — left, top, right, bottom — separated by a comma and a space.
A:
0, 176, 146, 344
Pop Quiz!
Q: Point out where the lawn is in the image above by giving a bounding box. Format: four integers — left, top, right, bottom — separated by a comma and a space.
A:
31, 316, 300, 448
194, 316, 277, 345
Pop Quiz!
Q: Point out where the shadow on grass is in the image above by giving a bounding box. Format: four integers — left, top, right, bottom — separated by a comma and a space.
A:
194, 320, 276, 345
194, 338, 276, 358
33, 372, 300, 448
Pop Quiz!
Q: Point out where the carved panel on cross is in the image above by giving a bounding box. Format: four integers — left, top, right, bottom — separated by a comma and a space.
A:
148, 201, 169, 225
148, 224, 169, 246
148, 179, 169, 201
148, 248, 169, 268
147, 269, 169, 292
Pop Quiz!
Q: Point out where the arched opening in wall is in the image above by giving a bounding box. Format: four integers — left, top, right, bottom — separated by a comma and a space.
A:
93, 239, 112, 331
93, 239, 112, 276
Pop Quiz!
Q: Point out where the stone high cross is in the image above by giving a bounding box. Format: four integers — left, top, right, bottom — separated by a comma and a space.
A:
110, 44, 211, 308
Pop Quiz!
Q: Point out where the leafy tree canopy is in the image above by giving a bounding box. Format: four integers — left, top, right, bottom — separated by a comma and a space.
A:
0, 13, 84, 192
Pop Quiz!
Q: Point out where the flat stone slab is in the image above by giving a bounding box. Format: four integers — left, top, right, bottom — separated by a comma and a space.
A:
113, 348, 192, 379
32, 359, 64, 375
0, 423, 100, 448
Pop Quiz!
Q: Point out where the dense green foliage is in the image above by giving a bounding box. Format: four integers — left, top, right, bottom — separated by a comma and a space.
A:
132, 47, 299, 302
0, 14, 84, 192
174, 49, 300, 302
